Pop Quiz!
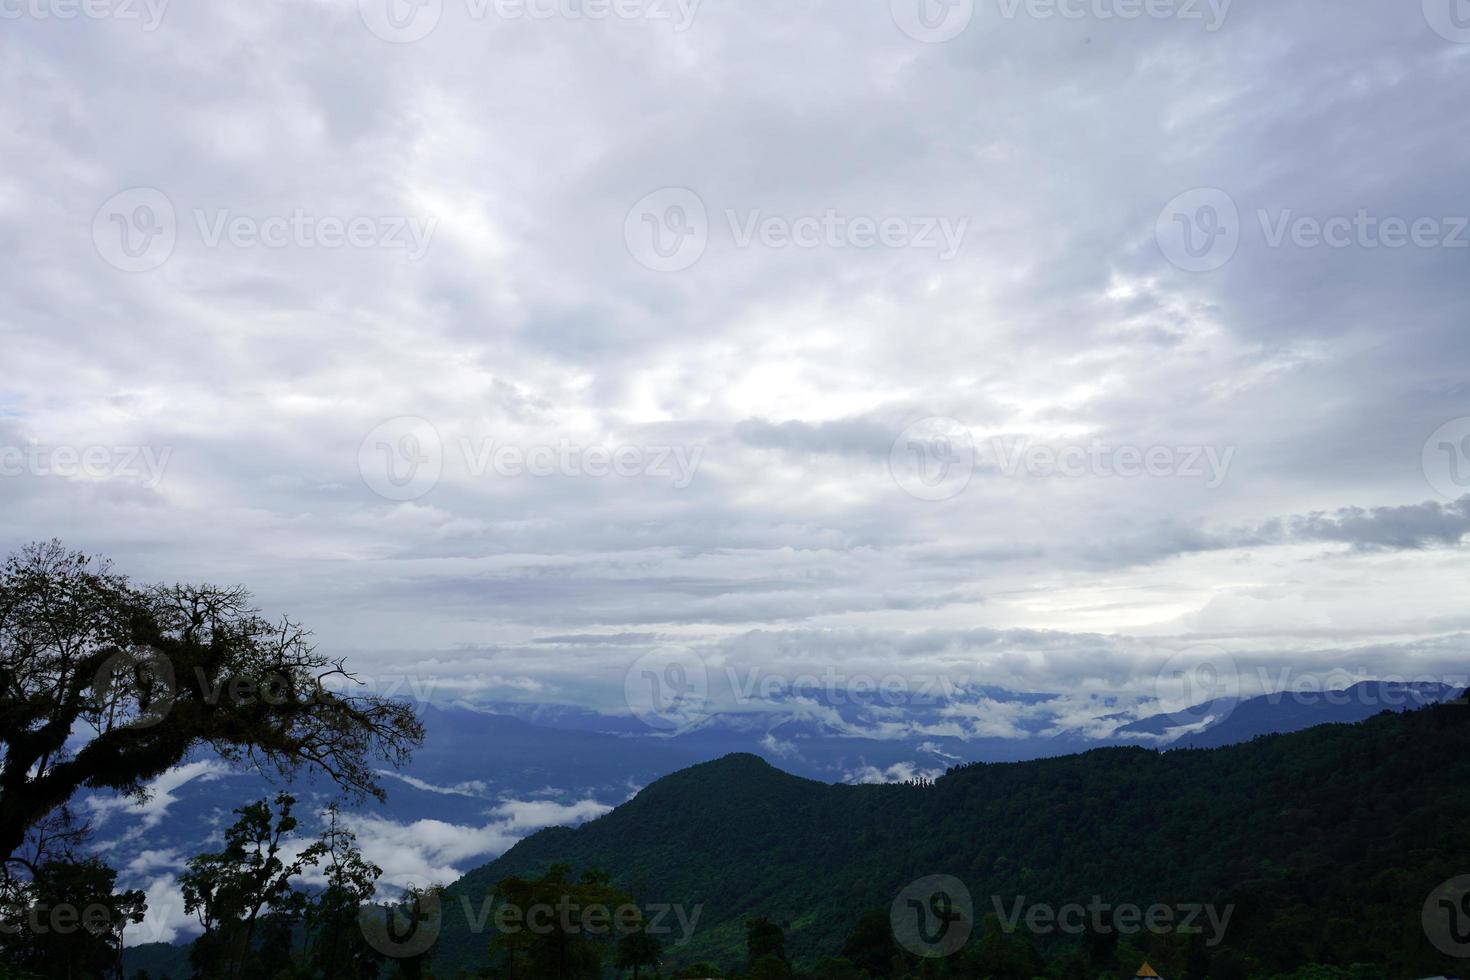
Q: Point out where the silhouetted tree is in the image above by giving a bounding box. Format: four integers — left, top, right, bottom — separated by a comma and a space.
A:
744, 916, 787, 967
304, 804, 385, 980
489, 865, 634, 980
180, 792, 325, 979
0, 541, 423, 861
615, 929, 661, 980
841, 908, 902, 977
0, 855, 144, 978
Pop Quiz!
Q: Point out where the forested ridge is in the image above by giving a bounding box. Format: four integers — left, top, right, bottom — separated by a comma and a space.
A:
432, 694, 1470, 979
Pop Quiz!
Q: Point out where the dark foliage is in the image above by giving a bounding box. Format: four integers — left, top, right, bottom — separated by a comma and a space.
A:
436, 694, 1470, 979
0, 541, 424, 862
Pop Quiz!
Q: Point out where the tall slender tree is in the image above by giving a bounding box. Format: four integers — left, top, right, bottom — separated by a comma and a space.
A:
179, 792, 325, 980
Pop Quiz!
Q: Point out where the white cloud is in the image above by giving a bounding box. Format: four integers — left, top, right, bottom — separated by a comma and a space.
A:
84, 761, 233, 835
332, 797, 613, 892
916, 741, 959, 761
2, 0, 1467, 725
124, 848, 184, 877
488, 798, 613, 832
129, 875, 196, 947
841, 762, 946, 785
376, 770, 493, 798
759, 733, 800, 759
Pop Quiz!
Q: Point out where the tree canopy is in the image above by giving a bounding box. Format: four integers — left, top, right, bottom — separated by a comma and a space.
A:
0, 541, 424, 861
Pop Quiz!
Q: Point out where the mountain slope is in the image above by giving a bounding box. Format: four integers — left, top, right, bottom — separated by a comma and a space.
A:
1167, 681, 1455, 749
1111, 681, 1454, 747
434, 695, 1470, 978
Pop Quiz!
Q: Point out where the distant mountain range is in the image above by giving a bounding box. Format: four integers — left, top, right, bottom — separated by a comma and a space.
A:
431, 691, 1470, 978
100, 682, 1460, 875
116, 680, 1463, 976
1112, 680, 1458, 750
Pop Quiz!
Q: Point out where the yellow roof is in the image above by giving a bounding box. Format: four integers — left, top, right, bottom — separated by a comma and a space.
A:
1136, 965, 1162, 979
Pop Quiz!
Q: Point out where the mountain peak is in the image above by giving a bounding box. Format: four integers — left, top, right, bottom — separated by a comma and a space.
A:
646, 751, 811, 790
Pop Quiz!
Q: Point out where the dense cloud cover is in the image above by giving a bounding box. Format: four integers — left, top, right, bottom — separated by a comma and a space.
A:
3, 0, 1469, 722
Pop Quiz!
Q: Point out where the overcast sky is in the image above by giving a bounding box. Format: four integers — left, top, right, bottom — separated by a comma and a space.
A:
4, 0, 1470, 721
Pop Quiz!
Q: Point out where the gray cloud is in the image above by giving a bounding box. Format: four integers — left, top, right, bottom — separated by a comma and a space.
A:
1279, 497, 1470, 550
733, 416, 896, 457
1, 0, 1467, 720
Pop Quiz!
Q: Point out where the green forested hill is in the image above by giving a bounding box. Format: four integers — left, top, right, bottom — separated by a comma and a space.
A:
432, 697, 1470, 979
